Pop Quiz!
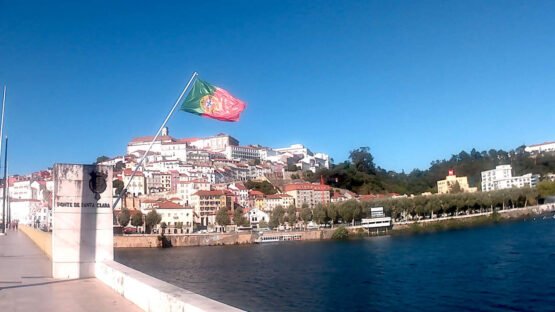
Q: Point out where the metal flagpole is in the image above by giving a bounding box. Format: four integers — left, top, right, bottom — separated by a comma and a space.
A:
0, 86, 6, 160
0, 86, 5, 233
2, 137, 7, 234
112, 71, 198, 210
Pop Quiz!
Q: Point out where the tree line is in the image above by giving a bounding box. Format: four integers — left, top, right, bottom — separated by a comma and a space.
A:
308, 146, 555, 195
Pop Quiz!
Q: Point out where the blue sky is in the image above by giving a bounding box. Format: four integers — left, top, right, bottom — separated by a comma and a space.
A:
1, 0, 554, 175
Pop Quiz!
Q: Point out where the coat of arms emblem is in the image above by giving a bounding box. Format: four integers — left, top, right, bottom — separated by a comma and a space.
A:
89, 170, 107, 200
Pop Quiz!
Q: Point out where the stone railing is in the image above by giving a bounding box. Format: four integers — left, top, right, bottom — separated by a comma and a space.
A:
20, 225, 52, 259
96, 260, 243, 312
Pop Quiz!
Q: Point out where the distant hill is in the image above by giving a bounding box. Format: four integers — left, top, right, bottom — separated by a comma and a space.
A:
310, 146, 555, 195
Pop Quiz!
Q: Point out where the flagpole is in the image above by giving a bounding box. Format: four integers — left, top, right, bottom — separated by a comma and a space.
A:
112, 71, 198, 210
0, 86, 5, 234
0, 86, 6, 179
1, 137, 7, 234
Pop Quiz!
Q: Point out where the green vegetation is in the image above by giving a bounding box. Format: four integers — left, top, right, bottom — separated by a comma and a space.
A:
286, 205, 297, 225
310, 146, 555, 195
160, 222, 168, 235
331, 226, 349, 240
113, 180, 124, 195
145, 209, 162, 234
95, 155, 110, 164
369, 188, 538, 221
130, 211, 143, 231
245, 180, 278, 195
216, 207, 231, 226
117, 208, 130, 227
393, 211, 508, 236
269, 205, 285, 228
537, 181, 555, 197
266, 187, 538, 231
233, 208, 249, 226
300, 206, 312, 224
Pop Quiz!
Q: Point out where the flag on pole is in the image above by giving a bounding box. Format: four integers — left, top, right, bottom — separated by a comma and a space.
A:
180, 78, 246, 122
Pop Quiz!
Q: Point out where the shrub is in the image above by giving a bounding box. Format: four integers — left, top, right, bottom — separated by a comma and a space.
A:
331, 226, 349, 240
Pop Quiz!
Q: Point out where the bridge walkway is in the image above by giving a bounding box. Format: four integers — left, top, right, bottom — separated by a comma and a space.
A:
0, 230, 142, 312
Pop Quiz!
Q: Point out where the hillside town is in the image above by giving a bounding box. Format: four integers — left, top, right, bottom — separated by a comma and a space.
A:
1, 131, 554, 234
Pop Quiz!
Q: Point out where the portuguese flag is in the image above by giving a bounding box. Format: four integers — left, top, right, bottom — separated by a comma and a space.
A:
180, 78, 246, 122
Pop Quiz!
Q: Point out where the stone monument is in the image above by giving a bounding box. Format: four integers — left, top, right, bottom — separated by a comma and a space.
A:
52, 164, 114, 279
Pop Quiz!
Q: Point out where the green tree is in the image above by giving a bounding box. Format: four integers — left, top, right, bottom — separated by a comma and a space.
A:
287, 205, 297, 226
537, 181, 555, 198
269, 205, 285, 229
327, 203, 339, 226
160, 222, 168, 235
145, 209, 162, 234
117, 208, 131, 227
113, 180, 124, 195
331, 226, 349, 240
233, 208, 249, 226
300, 206, 312, 224
244, 180, 278, 195
349, 147, 376, 175
339, 200, 359, 225
313, 204, 328, 225
216, 207, 230, 226
130, 211, 144, 231
96, 155, 110, 164
449, 181, 463, 194
115, 161, 125, 171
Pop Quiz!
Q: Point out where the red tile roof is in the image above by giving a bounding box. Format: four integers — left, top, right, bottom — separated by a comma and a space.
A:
153, 200, 185, 209
123, 169, 144, 176
249, 190, 265, 197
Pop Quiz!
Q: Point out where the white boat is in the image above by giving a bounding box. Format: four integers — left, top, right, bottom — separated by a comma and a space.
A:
254, 233, 302, 243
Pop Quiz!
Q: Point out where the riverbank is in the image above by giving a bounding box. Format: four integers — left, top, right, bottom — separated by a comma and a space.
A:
114, 204, 555, 248
390, 204, 555, 235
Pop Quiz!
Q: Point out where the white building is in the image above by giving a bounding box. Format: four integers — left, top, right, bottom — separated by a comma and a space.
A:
161, 141, 188, 162
525, 141, 555, 154
189, 133, 239, 152
176, 179, 210, 206
224, 145, 260, 160
244, 208, 270, 228
143, 199, 194, 234
123, 170, 146, 196
481, 165, 540, 192
127, 134, 175, 155
274, 144, 330, 172
227, 182, 249, 208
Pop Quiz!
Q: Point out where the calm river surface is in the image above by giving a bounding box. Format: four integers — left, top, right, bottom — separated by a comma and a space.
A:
116, 218, 555, 311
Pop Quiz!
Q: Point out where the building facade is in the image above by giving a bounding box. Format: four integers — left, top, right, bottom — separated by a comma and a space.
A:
284, 183, 331, 208
437, 170, 477, 194
481, 165, 540, 192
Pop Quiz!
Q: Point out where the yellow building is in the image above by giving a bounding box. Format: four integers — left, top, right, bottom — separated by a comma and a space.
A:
437, 170, 478, 194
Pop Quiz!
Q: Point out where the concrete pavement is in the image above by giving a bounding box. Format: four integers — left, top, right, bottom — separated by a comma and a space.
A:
0, 230, 142, 312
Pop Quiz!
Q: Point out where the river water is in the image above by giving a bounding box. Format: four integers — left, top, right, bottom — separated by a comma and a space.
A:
116, 218, 555, 311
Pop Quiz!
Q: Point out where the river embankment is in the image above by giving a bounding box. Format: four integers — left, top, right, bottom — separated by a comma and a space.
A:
391, 204, 555, 235
115, 204, 555, 248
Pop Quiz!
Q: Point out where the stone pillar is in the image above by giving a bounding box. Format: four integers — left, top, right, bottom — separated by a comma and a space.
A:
52, 164, 113, 279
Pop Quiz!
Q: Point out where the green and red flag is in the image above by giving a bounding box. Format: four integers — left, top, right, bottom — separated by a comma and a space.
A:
180, 78, 246, 122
